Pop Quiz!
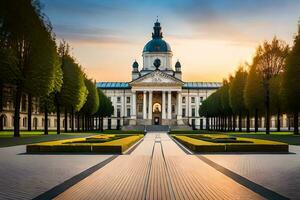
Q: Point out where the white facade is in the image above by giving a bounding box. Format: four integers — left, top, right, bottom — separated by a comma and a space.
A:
97, 21, 222, 129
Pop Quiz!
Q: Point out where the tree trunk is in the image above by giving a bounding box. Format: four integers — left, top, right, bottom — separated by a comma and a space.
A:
100, 117, 104, 132
44, 105, 48, 135
71, 107, 74, 132
265, 83, 270, 135
0, 82, 3, 131
64, 108, 68, 133
14, 84, 22, 137
55, 93, 60, 134
206, 116, 209, 130
294, 112, 299, 134
288, 116, 291, 131
77, 113, 80, 132
277, 109, 281, 132
246, 111, 250, 133
238, 112, 242, 132
27, 94, 32, 131
254, 109, 258, 132
233, 115, 236, 132
81, 115, 84, 132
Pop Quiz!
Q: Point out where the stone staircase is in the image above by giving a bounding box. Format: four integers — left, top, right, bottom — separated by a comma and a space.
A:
145, 125, 169, 132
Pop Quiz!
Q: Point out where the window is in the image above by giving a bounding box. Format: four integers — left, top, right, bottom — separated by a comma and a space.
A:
172, 105, 175, 113
182, 97, 186, 104
23, 117, 27, 127
127, 108, 131, 117
138, 104, 143, 112
182, 108, 186, 117
192, 108, 196, 117
117, 108, 121, 117
191, 97, 195, 103
126, 97, 130, 104
117, 97, 121, 103
200, 97, 203, 102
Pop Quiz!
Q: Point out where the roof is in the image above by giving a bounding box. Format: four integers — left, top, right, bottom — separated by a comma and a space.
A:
183, 82, 222, 89
97, 81, 222, 90
143, 39, 172, 53
96, 82, 130, 89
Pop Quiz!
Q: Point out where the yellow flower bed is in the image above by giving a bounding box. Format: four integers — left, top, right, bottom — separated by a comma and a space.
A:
173, 134, 289, 153
27, 134, 143, 154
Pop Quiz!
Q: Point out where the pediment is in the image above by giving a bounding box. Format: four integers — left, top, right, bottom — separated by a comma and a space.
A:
130, 70, 183, 86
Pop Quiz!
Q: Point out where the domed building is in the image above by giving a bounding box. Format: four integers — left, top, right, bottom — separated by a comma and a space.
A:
97, 21, 222, 129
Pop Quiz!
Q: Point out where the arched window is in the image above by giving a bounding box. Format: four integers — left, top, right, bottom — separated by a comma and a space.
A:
62, 119, 65, 128
33, 118, 38, 130
23, 117, 27, 127
153, 103, 161, 113
1, 115, 7, 127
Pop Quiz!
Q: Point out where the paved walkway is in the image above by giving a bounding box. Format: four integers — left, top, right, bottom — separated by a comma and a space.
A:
55, 132, 265, 200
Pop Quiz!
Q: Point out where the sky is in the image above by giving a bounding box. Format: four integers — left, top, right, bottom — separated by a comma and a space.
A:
41, 0, 300, 82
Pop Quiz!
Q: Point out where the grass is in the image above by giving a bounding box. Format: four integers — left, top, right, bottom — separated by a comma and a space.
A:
101, 130, 144, 135
172, 134, 289, 153
27, 134, 144, 154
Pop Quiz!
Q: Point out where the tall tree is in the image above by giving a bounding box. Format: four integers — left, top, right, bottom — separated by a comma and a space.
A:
244, 63, 264, 132
1, 0, 59, 136
79, 79, 99, 131
229, 67, 248, 132
254, 37, 289, 134
59, 52, 88, 133
95, 89, 113, 132
282, 20, 300, 134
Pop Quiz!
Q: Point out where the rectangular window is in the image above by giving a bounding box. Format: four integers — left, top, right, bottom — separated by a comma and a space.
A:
117, 109, 121, 117
126, 97, 130, 104
192, 108, 196, 117
138, 104, 143, 112
127, 108, 131, 117
117, 97, 121, 103
182, 97, 186, 104
191, 97, 195, 103
172, 105, 175, 113
200, 97, 203, 102
182, 108, 186, 117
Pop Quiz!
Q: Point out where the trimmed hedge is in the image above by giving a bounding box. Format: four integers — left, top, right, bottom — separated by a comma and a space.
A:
173, 134, 289, 153
27, 134, 143, 154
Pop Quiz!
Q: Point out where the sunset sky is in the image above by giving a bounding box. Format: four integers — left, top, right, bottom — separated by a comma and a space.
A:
41, 0, 300, 82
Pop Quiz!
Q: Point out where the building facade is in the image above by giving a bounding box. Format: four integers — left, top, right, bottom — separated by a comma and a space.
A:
97, 21, 222, 129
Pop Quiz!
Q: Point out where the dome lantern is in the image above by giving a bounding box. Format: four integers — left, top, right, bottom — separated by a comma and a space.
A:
132, 60, 139, 72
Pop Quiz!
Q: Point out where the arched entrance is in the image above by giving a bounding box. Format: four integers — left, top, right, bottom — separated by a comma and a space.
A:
152, 103, 161, 125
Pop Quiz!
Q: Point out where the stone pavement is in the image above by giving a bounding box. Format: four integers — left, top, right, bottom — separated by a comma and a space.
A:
55, 132, 266, 200
0, 145, 112, 200
1, 132, 299, 199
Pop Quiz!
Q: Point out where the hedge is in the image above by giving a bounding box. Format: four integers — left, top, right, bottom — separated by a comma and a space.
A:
27, 134, 143, 154
173, 134, 289, 153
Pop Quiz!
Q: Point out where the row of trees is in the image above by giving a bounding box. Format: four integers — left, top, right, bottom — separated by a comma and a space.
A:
0, 0, 113, 136
200, 20, 300, 134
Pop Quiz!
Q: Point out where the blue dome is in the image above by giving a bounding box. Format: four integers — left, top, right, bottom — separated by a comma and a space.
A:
143, 39, 172, 53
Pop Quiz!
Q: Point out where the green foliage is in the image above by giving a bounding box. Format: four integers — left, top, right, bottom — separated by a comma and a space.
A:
80, 79, 99, 115
220, 80, 232, 115
229, 67, 248, 115
244, 63, 264, 115
0, 47, 19, 84
282, 21, 300, 112
60, 54, 88, 111
269, 75, 283, 114
96, 89, 114, 117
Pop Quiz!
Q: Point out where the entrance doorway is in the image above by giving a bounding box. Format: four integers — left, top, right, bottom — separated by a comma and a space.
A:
154, 117, 160, 125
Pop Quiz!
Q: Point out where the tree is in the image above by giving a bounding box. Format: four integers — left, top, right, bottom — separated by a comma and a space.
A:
59, 52, 88, 133
254, 37, 289, 134
79, 79, 99, 131
244, 63, 264, 132
95, 89, 113, 132
229, 67, 248, 132
282, 20, 300, 134
220, 80, 232, 131
1, 0, 60, 136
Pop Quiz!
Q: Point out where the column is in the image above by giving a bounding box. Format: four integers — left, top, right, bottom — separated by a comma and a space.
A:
143, 91, 147, 119
131, 91, 136, 119
177, 92, 182, 119
162, 91, 166, 119
167, 91, 172, 119
148, 91, 152, 119
196, 96, 199, 117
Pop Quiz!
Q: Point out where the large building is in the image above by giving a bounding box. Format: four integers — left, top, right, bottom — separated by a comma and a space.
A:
97, 21, 222, 129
